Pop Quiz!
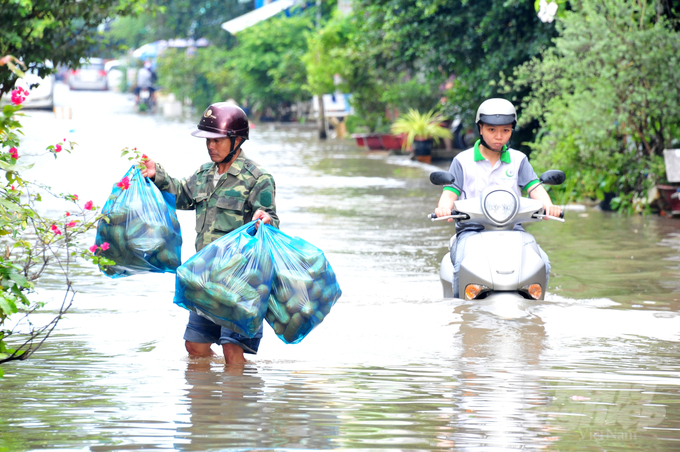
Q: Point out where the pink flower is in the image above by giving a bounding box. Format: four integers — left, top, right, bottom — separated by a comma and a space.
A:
101, 242, 110, 251
63, 138, 66, 142
116, 176, 130, 190
89, 244, 98, 253
8, 147, 18, 159
10, 88, 27, 105
72, 194, 79, 201
55, 143, 62, 153
51, 224, 62, 235
65, 212, 70, 216
11, 185, 15, 191
84, 200, 94, 210
66, 221, 77, 228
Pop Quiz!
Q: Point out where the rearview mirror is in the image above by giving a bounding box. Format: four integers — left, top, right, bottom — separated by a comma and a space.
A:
539, 170, 566, 186
430, 171, 455, 186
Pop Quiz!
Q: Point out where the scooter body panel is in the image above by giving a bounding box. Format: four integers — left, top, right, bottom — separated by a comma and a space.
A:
442, 230, 548, 300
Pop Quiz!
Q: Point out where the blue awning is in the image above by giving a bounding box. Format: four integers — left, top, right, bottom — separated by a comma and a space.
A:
221, 0, 296, 34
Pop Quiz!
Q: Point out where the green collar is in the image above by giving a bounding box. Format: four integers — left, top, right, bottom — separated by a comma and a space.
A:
474, 140, 510, 164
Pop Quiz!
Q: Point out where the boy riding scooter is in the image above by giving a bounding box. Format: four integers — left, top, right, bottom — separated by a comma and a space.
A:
434, 98, 562, 298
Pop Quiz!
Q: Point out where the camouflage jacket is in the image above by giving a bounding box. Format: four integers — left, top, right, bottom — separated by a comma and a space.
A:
153, 152, 279, 251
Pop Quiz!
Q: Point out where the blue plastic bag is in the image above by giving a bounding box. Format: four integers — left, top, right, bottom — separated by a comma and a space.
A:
259, 224, 342, 344
174, 221, 273, 338
96, 166, 182, 277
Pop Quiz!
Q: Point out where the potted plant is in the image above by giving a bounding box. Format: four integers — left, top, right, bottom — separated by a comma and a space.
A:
390, 109, 452, 163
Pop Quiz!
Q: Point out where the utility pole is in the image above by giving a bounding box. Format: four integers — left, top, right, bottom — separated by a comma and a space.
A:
316, 0, 327, 140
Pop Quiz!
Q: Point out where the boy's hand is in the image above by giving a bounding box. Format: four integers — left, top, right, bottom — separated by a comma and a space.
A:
435, 207, 454, 222
544, 203, 562, 219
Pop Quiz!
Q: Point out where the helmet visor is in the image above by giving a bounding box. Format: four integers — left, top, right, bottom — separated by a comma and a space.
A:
191, 128, 229, 139
479, 114, 515, 126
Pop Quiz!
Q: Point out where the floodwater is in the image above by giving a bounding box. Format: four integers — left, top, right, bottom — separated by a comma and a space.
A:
1, 85, 679, 451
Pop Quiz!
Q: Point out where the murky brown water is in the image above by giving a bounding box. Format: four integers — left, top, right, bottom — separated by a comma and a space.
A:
1, 85, 679, 451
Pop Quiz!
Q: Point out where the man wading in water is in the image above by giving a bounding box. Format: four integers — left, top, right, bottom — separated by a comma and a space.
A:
142, 102, 279, 365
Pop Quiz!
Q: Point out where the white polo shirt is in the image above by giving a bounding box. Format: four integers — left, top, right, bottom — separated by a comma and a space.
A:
444, 140, 540, 200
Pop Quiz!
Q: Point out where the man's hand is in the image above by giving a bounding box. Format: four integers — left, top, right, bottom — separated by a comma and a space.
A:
253, 209, 271, 226
141, 158, 156, 179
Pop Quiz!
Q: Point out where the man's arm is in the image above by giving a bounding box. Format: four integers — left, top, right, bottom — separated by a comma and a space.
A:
249, 173, 279, 228
141, 157, 196, 210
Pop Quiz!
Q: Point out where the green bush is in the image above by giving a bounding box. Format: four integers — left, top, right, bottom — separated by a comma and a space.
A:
511, 0, 680, 213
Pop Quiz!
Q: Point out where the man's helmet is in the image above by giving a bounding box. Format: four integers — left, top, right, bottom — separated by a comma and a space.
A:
191, 103, 250, 140
475, 98, 517, 126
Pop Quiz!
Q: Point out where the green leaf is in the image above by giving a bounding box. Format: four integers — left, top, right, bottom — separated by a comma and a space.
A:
0, 295, 18, 316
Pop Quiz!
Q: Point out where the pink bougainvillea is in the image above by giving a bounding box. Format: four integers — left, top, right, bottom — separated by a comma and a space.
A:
84, 200, 94, 210
10, 87, 28, 105
116, 176, 130, 190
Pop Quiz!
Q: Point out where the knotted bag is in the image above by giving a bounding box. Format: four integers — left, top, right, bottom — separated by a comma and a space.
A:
260, 224, 341, 344
96, 166, 182, 277
174, 221, 273, 338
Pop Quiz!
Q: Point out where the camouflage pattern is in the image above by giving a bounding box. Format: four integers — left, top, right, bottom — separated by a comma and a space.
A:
153, 151, 279, 251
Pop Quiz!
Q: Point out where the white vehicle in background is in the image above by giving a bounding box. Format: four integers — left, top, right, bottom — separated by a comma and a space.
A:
68, 58, 108, 91
11, 62, 55, 110
104, 59, 124, 92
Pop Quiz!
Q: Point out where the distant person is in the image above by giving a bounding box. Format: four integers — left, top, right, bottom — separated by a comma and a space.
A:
141, 103, 279, 365
134, 61, 156, 104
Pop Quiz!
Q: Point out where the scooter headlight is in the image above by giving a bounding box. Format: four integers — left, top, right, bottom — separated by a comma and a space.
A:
482, 189, 518, 226
521, 284, 543, 300
464, 284, 490, 300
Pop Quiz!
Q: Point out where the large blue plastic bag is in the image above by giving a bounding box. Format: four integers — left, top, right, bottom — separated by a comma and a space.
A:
260, 224, 342, 344
174, 221, 273, 338
96, 166, 182, 277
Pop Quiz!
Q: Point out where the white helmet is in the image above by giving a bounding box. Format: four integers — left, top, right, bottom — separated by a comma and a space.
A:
475, 98, 517, 126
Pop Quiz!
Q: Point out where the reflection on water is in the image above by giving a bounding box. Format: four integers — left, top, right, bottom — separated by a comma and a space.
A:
1, 88, 679, 451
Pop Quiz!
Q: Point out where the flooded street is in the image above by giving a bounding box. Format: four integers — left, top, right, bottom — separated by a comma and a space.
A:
1, 84, 680, 451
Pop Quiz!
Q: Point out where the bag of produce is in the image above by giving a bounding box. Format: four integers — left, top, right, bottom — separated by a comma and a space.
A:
259, 224, 342, 344
96, 166, 182, 278
174, 221, 273, 338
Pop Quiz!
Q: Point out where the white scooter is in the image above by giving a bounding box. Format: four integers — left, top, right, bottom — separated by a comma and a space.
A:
429, 170, 565, 301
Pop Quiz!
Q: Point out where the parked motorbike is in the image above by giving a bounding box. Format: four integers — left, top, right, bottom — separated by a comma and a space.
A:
137, 87, 155, 113
429, 170, 566, 301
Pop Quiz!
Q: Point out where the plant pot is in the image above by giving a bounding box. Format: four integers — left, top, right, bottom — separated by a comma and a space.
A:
379, 134, 404, 151
351, 133, 367, 147
364, 133, 383, 150
413, 139, 433, 163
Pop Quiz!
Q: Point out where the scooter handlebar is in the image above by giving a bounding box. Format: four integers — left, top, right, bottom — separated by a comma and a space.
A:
428, 211, 468, 221
428, 210, 456, 219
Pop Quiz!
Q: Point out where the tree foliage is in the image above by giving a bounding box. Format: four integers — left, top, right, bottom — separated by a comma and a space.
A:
157, 11, 313, 117
0, 62, 113, 375
0, 0, 147, 98
511, 0, 680, 212
351, 0, 557, 131
105, 0, 252, 51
